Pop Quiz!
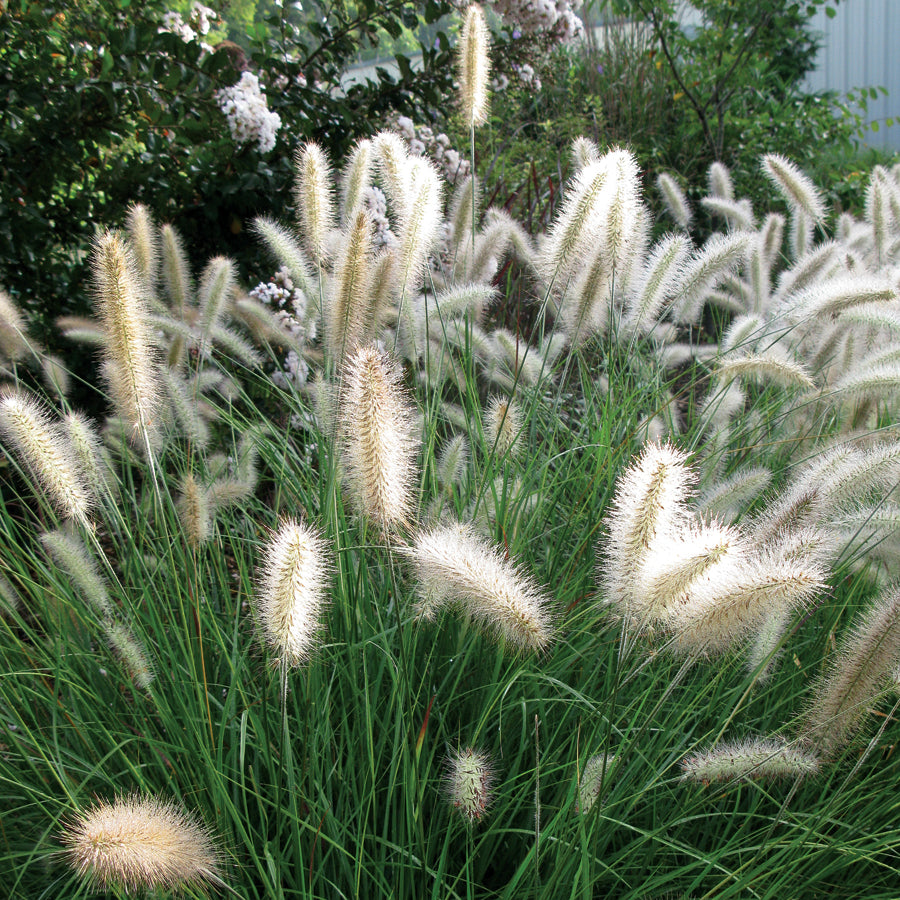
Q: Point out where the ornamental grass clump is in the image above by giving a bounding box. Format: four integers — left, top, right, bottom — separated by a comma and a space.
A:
14, 55, 900, 896
61, 795, 224, 893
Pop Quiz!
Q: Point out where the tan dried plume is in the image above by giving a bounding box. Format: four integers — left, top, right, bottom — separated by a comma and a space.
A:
0, 388, 92, 525
294, 141, 336, 268
404, 520, 555, 652
458, 4, 491, 129
339, 343, 420, 532
91, 231, 161, 456
255, 518, 330, 668
599, 442, 694, 624
61, 794, 224, 893
799, 584, 900, 759
327, 208, 376, 361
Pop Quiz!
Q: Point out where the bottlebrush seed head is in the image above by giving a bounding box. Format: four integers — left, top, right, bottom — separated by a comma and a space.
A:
103, 620, 155, 691
484, 395, 521, 460
91, 231, 161, 454
255, 518, 330, 668
445, 746, 495, 824
599, 442, 694, 619
294, 141, 336, 268
800, 583, 900, 758
681, 737, 819, 784
40, 528, 113, 619
404, 521, 555, 652
458, 4, 491, 129
578, 752, 616, 814
761, 153, 827, 224
60, 794, 224, 893
339, 344, 420, 532
0, 388, 93, 525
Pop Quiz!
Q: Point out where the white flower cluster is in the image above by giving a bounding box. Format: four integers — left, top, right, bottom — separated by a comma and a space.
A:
215, 72, 282, 154
393, 116, 471, 185
159, 3, 217, 44
493, 62, 542, 92
491, 0, 584, 45
249, 268, 315, 388
270, 71, 308, 93
361, 187, 399, 251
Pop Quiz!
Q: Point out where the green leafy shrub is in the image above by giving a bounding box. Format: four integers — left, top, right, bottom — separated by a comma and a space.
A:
0, 0, 458, 337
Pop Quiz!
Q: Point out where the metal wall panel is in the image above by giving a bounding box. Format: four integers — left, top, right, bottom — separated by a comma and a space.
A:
805, 0, 900, 152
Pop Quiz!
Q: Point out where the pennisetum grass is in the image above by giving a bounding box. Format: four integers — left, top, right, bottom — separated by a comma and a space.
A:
7, 63, 900, 898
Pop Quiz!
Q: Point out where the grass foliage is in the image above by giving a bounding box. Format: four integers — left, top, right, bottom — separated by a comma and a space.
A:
4, 71, 900, 899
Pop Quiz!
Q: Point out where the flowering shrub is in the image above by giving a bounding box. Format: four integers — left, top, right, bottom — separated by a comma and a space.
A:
491, 0, 584, 44
215, 71, 282, 154
393, 115, 471, 184
0, 0, 459, 338
159, 1, 217, 46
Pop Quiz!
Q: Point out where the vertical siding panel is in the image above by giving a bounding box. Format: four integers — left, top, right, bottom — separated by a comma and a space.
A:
800, 0, 900, 152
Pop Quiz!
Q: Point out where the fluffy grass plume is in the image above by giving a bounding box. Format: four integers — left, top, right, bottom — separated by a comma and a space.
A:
578, 752, 616, 814
61, 794, 224, 893
445, 747, 495, 823
103, 619, 155, 691
40, 528, 113, 618
197, 256, 236, 346
761, 153, 827, 223
600, 442, 694, 623
671, 552, 825, 656
624, 232, 691, 334
681, 737, 819, 783
327, 208, 375, 361
395, 156, 443, 311
294, 141, 336, 268
124, 202, 159, 301
0, 388, 92, 525
159, 223, 192, 312
339, 344, 420, 531
656, 173, 692, 230
255, 518, 330, 668
436, 433, 469, 491
0, 572, 20, 617
634, 521, 745, 627
539, 159, 610, 289
800, 584, 900, 759
707, 161, 734, 200
699, 195, 755, 232
0, 288, 32, 362
252, 216, 317, 300
91, 231, 162, 456
457, 4, 491, 129
405, 521, 555, 652
714, 351, 816, 390
670, 232, 750, 324
484, 395, 522, 460
599, 147, 644, 280
340, 137, 373, 217
177, 472, 212, 548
